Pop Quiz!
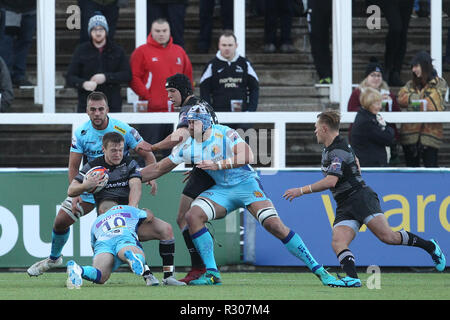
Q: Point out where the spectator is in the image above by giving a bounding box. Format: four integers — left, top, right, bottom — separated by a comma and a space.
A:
66, 13, 131, 113
263, 0, 295, 53
0, 0, 36, 87
130, 18, 192, 159
197, 0, 233, 53
0, 56, 14, 112
307, 0, 332, 84
78, 0, 124, 43
367, 0, 415, 87
397, 50, 448, 167
199, 30, 259, 130
350, 87, 395, 167
147, 0, 187, 48
347, 58, 401, 165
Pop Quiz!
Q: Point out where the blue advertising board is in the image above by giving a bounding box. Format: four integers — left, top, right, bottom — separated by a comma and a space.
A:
247, 169, 450, 267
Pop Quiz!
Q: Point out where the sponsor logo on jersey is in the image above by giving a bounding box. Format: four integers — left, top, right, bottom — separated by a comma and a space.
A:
114, 125, 126, 135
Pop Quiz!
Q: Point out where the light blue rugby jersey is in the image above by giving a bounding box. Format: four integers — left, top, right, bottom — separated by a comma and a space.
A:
90, 205, 147, 246
70, 117, 143, 162
169, 124, 258, 186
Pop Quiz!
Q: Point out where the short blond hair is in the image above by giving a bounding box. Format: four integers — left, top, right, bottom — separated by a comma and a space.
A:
359, 87, 382, 111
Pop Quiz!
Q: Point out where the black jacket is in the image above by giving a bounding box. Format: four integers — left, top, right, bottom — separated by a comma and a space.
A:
199, 52, 259, 112
66, 40, 132, 112
350, 108, 395, 167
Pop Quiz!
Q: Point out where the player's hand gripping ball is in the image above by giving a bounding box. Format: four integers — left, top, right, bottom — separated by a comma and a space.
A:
84, 166, 109, 193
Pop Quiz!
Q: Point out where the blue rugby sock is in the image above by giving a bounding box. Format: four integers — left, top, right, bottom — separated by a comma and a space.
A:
50, 229, 70, 260
81, 266, 102, 283
282, 230, 320, 272
191, 227, 218, 272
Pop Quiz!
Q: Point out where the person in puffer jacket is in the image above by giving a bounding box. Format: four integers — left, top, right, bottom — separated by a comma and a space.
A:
397, 50, 448, 167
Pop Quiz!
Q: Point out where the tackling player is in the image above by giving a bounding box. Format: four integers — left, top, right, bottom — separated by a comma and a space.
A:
27, 92, 158, 280
66, 203, 156, 288
142, 73, 219, 283
138, 104, 345, 287
283, 110, 446, 287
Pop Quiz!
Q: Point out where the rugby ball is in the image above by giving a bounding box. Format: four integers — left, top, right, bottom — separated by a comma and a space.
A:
84, 166, 109, 193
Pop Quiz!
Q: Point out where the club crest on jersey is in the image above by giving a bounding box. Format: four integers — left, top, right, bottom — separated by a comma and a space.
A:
211, 145, 220, 157
330, 156, 342, 171
254, 191, 264, 198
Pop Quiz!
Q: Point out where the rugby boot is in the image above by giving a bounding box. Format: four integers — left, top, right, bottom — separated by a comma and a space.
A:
178, 267, 206, 284
313, 266, 339, 286
162, 275, 187, 286
328, 275, 362, 288
27, 256, 63, 277
124, 250, 145, 276
430, 239, 446, 272
66, 260, 83, 289
189, 270, 222, 285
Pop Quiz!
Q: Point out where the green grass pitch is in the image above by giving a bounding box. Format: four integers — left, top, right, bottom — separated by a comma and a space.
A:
0, 271, 448, 301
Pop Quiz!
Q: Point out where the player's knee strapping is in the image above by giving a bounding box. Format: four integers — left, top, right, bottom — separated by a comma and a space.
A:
191, 198, 216, 221
256, 207, 278, 225
61, 197, 85, 222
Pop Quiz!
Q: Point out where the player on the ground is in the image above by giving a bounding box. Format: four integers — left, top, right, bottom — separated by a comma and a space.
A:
66, 202, 156, 288
138, 104, 345, 286
67, 132, 184, 285
141, 73, 219, 283
27, 92, 158, 281
283, 110, 446, 287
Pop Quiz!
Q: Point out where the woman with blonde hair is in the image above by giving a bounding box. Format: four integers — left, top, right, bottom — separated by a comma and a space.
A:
350, 87, 395, 167
347, 58, 400, 164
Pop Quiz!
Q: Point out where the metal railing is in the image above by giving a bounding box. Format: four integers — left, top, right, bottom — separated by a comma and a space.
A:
2, 111, 450, 169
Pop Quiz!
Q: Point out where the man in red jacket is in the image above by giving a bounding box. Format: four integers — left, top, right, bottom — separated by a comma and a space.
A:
130, 18, 193, 159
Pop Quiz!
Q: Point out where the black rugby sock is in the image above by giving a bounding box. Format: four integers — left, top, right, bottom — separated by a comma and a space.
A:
182, 227, 205, 269
159, 239, 175, 278
337, 249, 358, 279
399, 230, 435, 254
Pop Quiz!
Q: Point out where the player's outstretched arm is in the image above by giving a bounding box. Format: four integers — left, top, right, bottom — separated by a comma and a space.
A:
282, 175, 338, 202
152, 127, 189, 152
140, 157, 178, 183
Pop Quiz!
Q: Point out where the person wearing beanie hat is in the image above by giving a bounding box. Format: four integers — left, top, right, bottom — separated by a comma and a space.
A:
88, 13, 109, 37
397, 50, 448, 167
66, 8, 131, 113
79, 0, 120, 44
364, 57, 384, 79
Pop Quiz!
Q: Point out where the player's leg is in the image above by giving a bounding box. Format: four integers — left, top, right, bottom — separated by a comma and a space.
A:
246, 199, 337, 285
27, 196, 95, 277
331, 223, 358, 279
136, 215, 185, 285
185, 196, 227, 285
367, 214, 446, 271
177, 194, 207, 283
177, 167, 215, 282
